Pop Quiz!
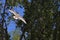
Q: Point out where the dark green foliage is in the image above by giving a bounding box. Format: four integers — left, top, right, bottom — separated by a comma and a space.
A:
7, 0, 23, 6
16, 0, 59, 40
0, 0, 59, 40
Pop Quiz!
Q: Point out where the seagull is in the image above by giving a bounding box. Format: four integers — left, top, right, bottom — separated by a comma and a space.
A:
9, 9, 27, 24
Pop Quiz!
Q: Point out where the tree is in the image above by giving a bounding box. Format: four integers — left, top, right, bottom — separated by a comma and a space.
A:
15, 0, 59, 40
0, 0, 10, 40
0, 0, 23, 40
0, 0, 59, 40
9, 28, 20, 40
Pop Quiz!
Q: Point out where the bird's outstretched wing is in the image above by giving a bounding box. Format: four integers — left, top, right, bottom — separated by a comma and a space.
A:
9, 9, 17, 16
19, 16, 27, 24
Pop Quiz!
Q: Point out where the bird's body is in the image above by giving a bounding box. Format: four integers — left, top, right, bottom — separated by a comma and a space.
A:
9, 9, 27, 24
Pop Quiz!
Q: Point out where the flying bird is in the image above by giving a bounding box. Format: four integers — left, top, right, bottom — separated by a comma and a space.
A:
9, 9, 27, 24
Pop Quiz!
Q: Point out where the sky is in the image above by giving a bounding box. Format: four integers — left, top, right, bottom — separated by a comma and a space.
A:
0, 0, 24, 33
7, 7, 24, 33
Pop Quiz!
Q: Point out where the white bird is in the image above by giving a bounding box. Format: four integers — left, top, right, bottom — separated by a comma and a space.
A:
9, 9, 27, 24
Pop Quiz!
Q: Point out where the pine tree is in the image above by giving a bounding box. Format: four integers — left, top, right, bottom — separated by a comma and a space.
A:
16, 0, 58, 40
0, 0, 10, 40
